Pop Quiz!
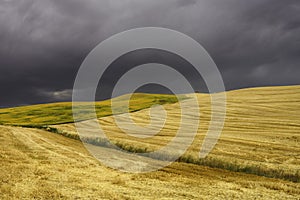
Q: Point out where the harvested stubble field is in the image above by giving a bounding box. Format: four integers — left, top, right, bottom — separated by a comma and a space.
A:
1, 126, 299, 199
1, 85, 300, 199
53, 85, 300, 182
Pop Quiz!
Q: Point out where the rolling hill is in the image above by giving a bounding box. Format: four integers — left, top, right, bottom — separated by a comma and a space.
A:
1, 85, 300, 199
51, 85, 300, 182
0, 93, 182, 126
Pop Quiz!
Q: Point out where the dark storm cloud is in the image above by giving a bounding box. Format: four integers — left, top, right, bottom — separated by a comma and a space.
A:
0, 0, 299, 107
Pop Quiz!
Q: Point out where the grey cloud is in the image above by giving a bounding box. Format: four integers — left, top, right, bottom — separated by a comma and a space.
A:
0, 0, 299, 107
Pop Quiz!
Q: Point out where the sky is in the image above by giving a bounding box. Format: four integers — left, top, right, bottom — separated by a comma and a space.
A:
0, 0, 299, 107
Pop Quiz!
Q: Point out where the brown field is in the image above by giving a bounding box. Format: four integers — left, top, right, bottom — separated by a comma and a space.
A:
1, 85, 300, 199
1, 126, 300, 199
53, 85, 300, 182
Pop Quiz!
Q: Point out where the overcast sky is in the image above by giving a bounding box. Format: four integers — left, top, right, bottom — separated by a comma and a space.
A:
0, 0, 299, 107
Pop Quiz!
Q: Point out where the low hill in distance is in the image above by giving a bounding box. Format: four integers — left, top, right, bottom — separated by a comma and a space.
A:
0, 93, 183, 126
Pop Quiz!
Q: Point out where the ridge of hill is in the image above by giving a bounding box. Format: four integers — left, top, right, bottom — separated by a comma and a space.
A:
0, 93, 183, 126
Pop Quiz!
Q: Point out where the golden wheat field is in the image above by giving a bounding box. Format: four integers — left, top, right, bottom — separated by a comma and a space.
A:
53, 85, 300, 181
1, 126, 300, 199
1, 85, 300, 199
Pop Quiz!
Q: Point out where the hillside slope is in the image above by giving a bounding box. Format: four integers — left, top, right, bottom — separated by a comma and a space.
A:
53, 85, 300, 182
1, 126, 299, 199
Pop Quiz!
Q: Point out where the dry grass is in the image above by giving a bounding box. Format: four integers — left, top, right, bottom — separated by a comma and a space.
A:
1, 126, 299, 199
52, 85, 300, 182
1, 85, 300, 199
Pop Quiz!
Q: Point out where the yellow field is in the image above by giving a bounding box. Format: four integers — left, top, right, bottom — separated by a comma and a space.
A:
1, 126, 299, 199
1, 85, 300, 199
53, 85, 300, 182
